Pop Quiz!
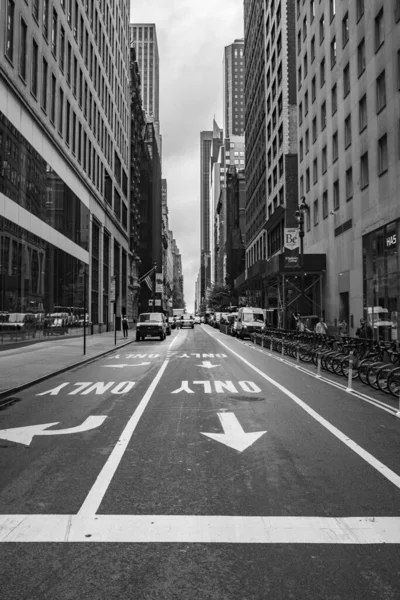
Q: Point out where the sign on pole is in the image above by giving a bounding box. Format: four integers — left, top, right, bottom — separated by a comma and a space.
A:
110, 276, 116, 303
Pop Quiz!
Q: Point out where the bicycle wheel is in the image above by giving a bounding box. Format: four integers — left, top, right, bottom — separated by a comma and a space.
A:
376, 364, 394, 394
358, 358, 379, 385
366, 362, 385, 389
387, 367, 400, 397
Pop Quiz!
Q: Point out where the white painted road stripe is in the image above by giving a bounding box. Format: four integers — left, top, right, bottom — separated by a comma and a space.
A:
0, 515, 399, 544
204, 328, 400, 490
78, 359, 170, 517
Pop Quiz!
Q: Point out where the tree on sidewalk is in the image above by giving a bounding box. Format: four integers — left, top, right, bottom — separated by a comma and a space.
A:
207, 283, 231, 311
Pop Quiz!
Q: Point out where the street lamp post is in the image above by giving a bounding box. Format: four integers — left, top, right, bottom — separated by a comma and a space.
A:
295, 197, 309, 315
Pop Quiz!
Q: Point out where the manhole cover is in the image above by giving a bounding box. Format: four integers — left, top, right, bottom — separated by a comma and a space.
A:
230, 395, 265, 402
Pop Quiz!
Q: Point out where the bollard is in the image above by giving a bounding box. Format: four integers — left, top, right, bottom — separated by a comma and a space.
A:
316, 351, 321, 378
296, 343, 300, 365
281, 341, 284, 357
346, 351, 354, 392
253, 334, 256, 347
396, 388, 400, 419
270, 336, 273, 351
261, 335, 264, 349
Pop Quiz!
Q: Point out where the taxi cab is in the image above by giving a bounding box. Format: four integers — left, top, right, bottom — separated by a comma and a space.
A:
136, 312, 167, 341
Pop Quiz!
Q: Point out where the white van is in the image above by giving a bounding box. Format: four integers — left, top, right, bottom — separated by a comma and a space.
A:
236, 307, 265, 339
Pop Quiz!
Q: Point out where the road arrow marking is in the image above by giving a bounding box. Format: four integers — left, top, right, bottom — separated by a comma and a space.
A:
102, 363, 151, 368
197, 361, 220, 369
201, 412, 266, 452
0, 416, 107, 446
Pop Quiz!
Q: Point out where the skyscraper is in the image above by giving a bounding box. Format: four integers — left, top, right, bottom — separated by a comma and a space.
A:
223, 39, 245, 138
130, 24, 160, 151
0, 0, 131, 337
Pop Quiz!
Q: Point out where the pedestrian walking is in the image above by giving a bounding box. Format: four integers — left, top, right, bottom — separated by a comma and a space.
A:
314, 317, 328, 335
122, 316, 128, 337
338, 319, 348, 340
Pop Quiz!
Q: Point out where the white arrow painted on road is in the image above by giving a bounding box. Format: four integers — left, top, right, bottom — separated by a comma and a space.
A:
102, 363, 151, 368
201, 412, 266, 452
0, 416, 107, 446
197, 361, 220, 369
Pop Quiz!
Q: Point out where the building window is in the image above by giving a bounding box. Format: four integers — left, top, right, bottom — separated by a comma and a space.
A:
376, 71, 386, 113
319, 14, 324, 44
305, 90, 309, 115
66, 100, 70, 145
305, 129, 309, 154
330, 37, 336, 68
313, 199, 319, 226
320, 57, 325, 87
78, 121, 82, 162
43, 0, 49, 39
67, 42, 71, 85
331, 84, 337, 115
396, 0, 400, 22
343, 63, 350, 97
299, 138, 303, 161
19, 19, 27, 80
313, 157, 318, 183
304, 52, 308, 77
311, 76, 316, 101
60, 26, 65, 72
344, 115, 352, 148
333, 179, 339, 210
330, 0, 336, 21
360, 152, 369, 188
358, 39, 366, 76
332, 132, 338, 162
321, 101, 327, 130
342, 12, 349, 47
311, 35, 315, 62
58, 88, 64, 135
306, 168, 310, 192
33, 0, 39, 21
31, 40, 39, 98
346, 167, 353, 200
72, 111, 76, 154
5, 0, 15, 62
378, 134, 388, 175
50, 74, 56, 124
312, 116, 317, 142
375, 9, 384, 52
322, 145, 327, 173
51, 9, 58, 57
41, 58, 48, 111
298, 66, 302, 89
359, 94, 367, 132
322, 190, 328, 218
356, 0, 364, 22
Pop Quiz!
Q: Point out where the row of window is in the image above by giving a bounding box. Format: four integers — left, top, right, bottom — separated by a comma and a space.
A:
301, 133, 390, 222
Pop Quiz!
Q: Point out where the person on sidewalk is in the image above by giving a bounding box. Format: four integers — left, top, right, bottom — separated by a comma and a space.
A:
122, 316, 129, 337
315, 317, 328, 335
338, 319, 348, 340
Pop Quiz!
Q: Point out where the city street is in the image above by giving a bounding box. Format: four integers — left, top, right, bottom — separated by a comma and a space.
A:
0, 324, 400, 599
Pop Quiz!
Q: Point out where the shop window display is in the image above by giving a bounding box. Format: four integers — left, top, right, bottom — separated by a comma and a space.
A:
363, 220, 399, 340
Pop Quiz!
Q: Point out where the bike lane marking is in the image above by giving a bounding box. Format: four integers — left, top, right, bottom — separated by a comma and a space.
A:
203, 327, 400, 491
77, 358, 170, 517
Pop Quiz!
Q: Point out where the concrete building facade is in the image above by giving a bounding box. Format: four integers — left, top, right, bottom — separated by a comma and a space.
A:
223, 39, 245, 138
297, 0, 400, 338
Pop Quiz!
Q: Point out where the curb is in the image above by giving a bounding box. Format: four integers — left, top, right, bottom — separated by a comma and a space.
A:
0, 338, 134, 406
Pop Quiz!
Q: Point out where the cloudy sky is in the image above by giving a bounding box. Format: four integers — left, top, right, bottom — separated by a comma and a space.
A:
130, 0, 244, 313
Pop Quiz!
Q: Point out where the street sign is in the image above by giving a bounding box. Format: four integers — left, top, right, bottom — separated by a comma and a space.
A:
110, 276, 116, 303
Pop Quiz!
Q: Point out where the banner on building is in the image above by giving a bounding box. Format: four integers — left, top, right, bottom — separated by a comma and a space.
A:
283, 228, 300, 269
156, 272, 163, 294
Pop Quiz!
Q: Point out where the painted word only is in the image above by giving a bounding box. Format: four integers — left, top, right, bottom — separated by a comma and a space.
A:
108, 354, 160, 359
171, 381, 262, 394
37, 382, 135, 396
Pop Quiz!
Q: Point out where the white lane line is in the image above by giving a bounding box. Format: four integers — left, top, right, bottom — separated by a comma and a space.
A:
1, 514, 400, 544
77, 359, 170, 517
203, 328, 400, 490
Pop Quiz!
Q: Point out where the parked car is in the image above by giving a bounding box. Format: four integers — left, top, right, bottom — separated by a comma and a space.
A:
136, 312, 167, 341
194, 315, 201, 324
213, 312, 223, 329
236, 307, 265, 339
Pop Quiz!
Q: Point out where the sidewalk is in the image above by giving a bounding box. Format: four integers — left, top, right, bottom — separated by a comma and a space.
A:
0, 330, 136, 399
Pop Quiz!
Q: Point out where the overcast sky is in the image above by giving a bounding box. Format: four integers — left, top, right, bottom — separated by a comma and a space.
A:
130, 0, 244, 313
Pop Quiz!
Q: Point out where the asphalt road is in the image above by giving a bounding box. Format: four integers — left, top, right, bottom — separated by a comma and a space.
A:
0, 324, 399, 599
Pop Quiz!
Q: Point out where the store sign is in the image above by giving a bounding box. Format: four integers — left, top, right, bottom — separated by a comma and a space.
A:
386, 233, 397, 248
284, 228, 299, 251
155, 272, 163, 294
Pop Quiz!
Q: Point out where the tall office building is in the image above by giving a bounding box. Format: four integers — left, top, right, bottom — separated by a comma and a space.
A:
0, 0, 131, 340
200, 122, 222, 301
130, 24, 160, 151
223, 39, 245, 138
297, 0, 400, 338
